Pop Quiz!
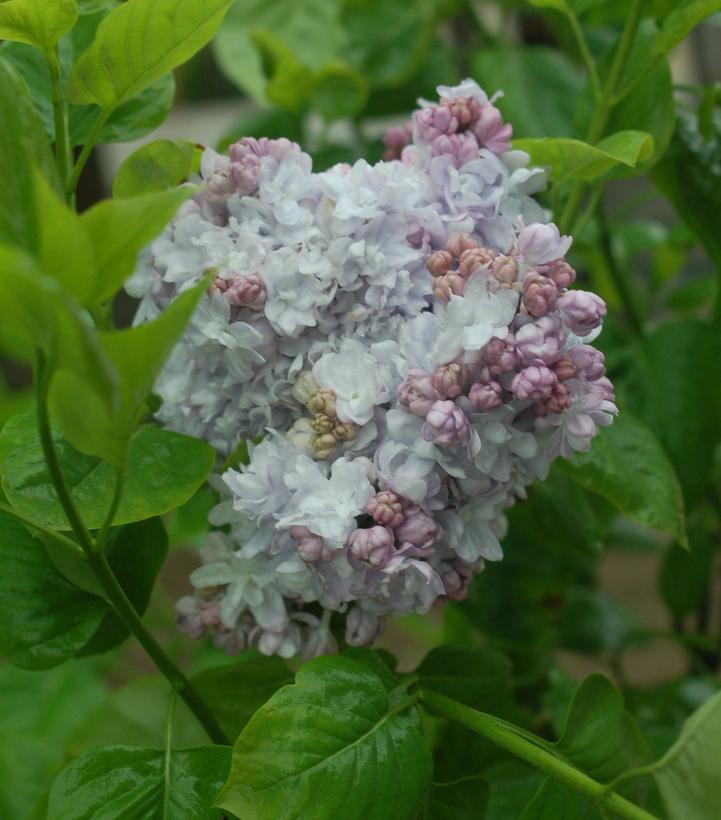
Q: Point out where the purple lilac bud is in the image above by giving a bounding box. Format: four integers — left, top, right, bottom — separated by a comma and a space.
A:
557, 291, 607, 336
382, 125, 412, 160
441, 559, 478, 601
482, 336, 519, 374
536, 382, 570, 415
395, 504, 439, 551
552, 356, 577, 382
522, 272, 557, 316
422, 400, 470, 446
433, 272, 465, 301
291, 526, 332, 562
567, 345, 605, 381
511, 365, 558, 401
443, 96, 482, 127
348, 525, 396, 568
345, 607, 384, 648
431, 132, 480, 166
211, 273, 267, 309
431, 362, 468, 399
468, 380, 503, 411
516, 222, 572, 266
414, 104, 457, 143
367, 491, 405, 528
594, 376, 615, 402
516, 317, 565, 365
446, 233, 478, 257
397, 368, 440, 416
473, 101, 512, 154
459, 246, 497, 279
490, 255, 519, 285
546, 259, 576, 289
426, 249, 453, 277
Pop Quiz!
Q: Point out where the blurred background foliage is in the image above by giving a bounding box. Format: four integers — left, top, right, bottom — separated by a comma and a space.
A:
2, 1, 721, 817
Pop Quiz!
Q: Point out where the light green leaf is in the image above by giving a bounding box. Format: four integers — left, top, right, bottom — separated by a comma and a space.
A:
47, 745, 232, 819
0, 0, 77, 55
0, 510, 106, 669
513, 130, 654, 184
557, 413, 687, 546
216, 655, 432, 820
0, 415, 215, 530
424, 775, 489, 820
654, 1, 721, 57
112, 139, 198, 197
191, 655, 295, 741
80, 188, 192, 304
68, 0, 233, 110
311, 62, 369, 121
417, 646, 512, 710
653, 689, 721, 820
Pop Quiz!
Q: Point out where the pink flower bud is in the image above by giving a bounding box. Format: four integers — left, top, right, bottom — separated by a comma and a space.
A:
382, 125, 411, 160
522, 272, 557, 317
397, 369, 440, 416
422, 400, 470, 446
459, 247, 497, 278
212, 273, 267, 309
511, 365, 558, 401
546, 259, 576, 289
594, 376, 615, 402
516, 223, 572, 266
367, 491, 405, 528
345, 607, 383, 647
431, 132, 480, 166
433, 272, 465, 301
443, 96, 482, 127
441, 559, 478, 601
468, 380, 503, 411
349, 526, 395, 568
414, 104, 457, 143
291, 526, 332, 562
536, 382, 570, 415
473, 101, 512, 155
446, 233, 478, 257
491, 255, 518, 285
426, 250, 453, 277
482, 336, 519, 374
552, 356, 576, 382
431, 362, 468, 399
395, 505, 439, 551
557, 291, 607, 336
515, 317, 565, 365
567, 345, 605, 381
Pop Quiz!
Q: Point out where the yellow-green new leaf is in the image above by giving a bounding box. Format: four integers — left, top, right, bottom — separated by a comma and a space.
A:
112, 139, 198, 198
68, 0, 234, 110
0, 0, 77, 56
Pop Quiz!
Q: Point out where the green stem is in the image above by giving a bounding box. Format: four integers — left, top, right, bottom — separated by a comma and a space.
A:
162, 687, 178, 820
559, 0, 646, 233
34, 355, 229, 746
47, 48, 72, 198
421, 690, 659, 820
67, 108, 111, 197
93, 464, 126, 553
567, 11, 601, 102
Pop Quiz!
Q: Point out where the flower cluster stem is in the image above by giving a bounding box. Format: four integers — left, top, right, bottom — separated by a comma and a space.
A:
421, 689, 659, 820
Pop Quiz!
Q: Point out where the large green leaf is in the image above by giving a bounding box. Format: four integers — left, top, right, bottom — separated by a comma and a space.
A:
47, 745, 232, 819
654, 1, 721, 55
68, 0, 233, 110
557, 413, 687, 546
191, 655, 294, 741
0, 510, 106, 669
0, 0, 76, 55
659, 520, 715, 619
112, 139, 198, 198
424, 775, 489, 820
513, 131, 654, 184
653, 689, 721, 820
0, 415, 214, 530
216, 655, 432, 820
417, 646, 512, 710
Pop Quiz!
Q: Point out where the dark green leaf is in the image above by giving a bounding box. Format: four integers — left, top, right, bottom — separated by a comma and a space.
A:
68, 0, 233, 110
216, 655, 432, 820
340, 647, 399, 691
112, 139, 198, 198
520, 780, 605, 819
418, 646, 512, 709
47, 745, 232, 819
0, 415, 215, 530
558, 587, 640, 653
191, 655, 294, 741
425, 775, 489, 820
557, 413, 687, 546
0, 510, 106, 669
659, 518, 716, 618
0, 0, 76, 55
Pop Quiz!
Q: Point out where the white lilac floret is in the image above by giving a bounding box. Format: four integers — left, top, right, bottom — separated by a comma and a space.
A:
132, 79, 617, 659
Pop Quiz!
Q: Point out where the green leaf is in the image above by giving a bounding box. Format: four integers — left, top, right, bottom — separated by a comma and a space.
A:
513, 131, 654, 184
112, 139, 198, 198
417, 646, 512, 710
654, 1, 721, 58
557, 413, 687, 546
47, 745, 232, 819
0, 415, 214, 530
50, 275, 209, 464
77, 517, 168, 655
557, 587, 640, 653
310, 62, 369, 121
659, 518, 716, 618
68, 0, 233, 110
472, 47, 583, 138
216, 655, 432, 820
0, 0, 76, 55
191, 655, 294, 741
424, 775, 489, 820
79, 188, 192, 304
520, 780, 605, 819
652, 689, 721, 820
0, 510, 106, 669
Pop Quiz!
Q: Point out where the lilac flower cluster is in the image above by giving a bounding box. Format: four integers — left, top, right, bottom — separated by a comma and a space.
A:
130, 79, 616, 659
